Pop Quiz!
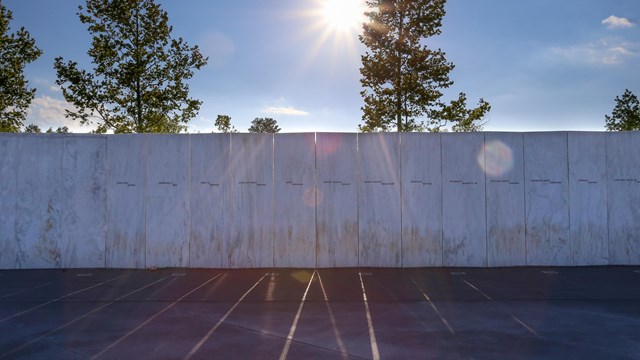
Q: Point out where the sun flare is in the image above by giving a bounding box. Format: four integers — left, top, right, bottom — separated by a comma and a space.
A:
290, 0, 369, 76
321, 0, 367, 34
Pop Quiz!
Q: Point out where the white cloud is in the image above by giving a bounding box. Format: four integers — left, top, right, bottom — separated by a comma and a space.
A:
261, 106, 309, 116
31, 78, 62, 94
27, 96, 95, 132
548, 38, 638, 66
602, 15, 635, 29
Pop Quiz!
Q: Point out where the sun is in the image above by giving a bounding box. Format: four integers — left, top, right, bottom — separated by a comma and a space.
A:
320, 0, 367, 34
290, 0, 369, 76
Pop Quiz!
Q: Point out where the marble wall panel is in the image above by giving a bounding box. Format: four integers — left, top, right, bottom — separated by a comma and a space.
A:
15, 135, 64, 269
606, 132, 640, 265
0, 135, 18, 269
189, 134, 229, 268
524, 132, 570, 265
400, 133, 443, 267
358, 133, 401, 267
442, 133, 487, 267
145, 135, 190, 268
6, 131, 640, 269
106, 135, 146, 268
484, 133, 526, 267
62, 136, 107, 268
568, 132, 608, 265
227, 134, 273, 268
316, 133, 359, 267
273, 133, 316, 267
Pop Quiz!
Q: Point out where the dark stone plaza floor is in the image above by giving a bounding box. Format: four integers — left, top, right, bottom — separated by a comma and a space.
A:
1, 267, 639, 359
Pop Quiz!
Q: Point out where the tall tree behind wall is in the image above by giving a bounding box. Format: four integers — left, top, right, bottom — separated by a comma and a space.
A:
54, 0, 208, 133
359, 0, 490, 132
0, 2, 42, 132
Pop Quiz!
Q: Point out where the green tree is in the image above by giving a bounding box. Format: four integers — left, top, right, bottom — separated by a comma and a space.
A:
248, 117, 281, 133
359, 0, 489, 132
54, 0, 208, 134
214, 114, 237, 133
23, 123, 42, 133
46, 126, 69, 133
605, 89, 640, 131
432, 92, 491, 132
23, 124, 70, 133
0, 2, 42, 132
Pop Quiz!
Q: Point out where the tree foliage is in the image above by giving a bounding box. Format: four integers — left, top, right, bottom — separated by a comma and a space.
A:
54, 0, 208, 133
248, 117, 281, 133
47, 126, 69, 133
23, 124, 42, 133
0, 2, 42, 132
359, 0, 489, 132
605, 89, 640, 131
432, 92, 491, 132
214, 114, 237, 133
22, 124, 70, 133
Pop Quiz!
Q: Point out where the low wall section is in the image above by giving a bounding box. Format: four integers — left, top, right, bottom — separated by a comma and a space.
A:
1, 132, 638, 269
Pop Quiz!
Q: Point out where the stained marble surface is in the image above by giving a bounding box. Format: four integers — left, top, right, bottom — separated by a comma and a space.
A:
7, 132, 640, 269
0, 135, 18, 269
441, 133, 487, 267
400, 133, 443, 267
106, 135, 146, 268
227, 134, 274, 268
484, 132, 526, 267
145, 135, 190, 268
568, 132, 608, 265
316, 133, 359, 267
524, 132, 570, 266
606, 132, 640, 265
61, 136, 107, 268
15, 136, 65, 269
274, 133, 316, 267
358, 133, 401, 267
189, 134, 229, 268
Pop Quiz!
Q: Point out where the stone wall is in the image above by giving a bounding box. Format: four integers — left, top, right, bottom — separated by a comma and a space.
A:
1, 132, 638, 269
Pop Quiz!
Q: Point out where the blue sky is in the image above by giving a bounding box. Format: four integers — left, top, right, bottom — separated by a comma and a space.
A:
5, 0, 640, 133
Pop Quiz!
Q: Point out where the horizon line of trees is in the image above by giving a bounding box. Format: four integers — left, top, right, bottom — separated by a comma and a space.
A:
214, 115, 281, 133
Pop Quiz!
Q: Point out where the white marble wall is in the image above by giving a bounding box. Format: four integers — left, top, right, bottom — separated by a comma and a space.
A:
358, 133, 402, 267
106, 135, 146, 268
524, 132, 571, 265
227, 134, 274, 268
273, 133, 316, 267
145, 135, 190, 268
316, 133, 359, 267
0, 135, 18, 269
15, 136, 65, 269
4, 132, 640, 269
61, 136, 107, 268
442, 133, 487, 267
568, 132, 609, 265
400, 133, 443, 267
606, 132, 640, 265
189, 134, 229, 268
485, 133, 526, 267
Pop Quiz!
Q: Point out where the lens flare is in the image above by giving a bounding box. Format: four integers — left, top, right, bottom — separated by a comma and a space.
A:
478, 140, 513, 177
316, 133, 344, 159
